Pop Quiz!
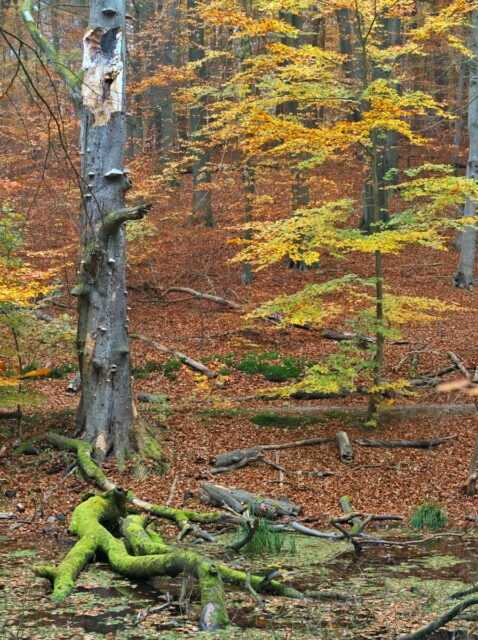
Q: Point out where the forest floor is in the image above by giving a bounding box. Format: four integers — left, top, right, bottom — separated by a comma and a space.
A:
3, 143, 478, 637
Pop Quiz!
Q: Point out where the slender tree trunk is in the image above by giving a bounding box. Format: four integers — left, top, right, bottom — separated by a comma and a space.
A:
367, 135, 385, 425
188, 0, 213, 227
241, 163, 255, 285
359, 16, 400, 231
455, 11, 478, 290
149, 0, 179, 166
455, 54, 468, 251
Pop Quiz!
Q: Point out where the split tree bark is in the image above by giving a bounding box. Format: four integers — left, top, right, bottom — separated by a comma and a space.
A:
21, 0, 151, 459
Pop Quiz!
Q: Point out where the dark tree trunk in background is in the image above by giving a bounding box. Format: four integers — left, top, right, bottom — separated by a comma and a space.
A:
359, 16, 400, 232
455, 11, 478, 290
188, 0, 214, 227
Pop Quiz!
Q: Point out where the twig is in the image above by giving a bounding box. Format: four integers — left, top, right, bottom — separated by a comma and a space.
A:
132, 334, 217, 378
397, 597, 478, 640
163, 287, 242, 309
229, 516, 259, 552
166, 474, 179, 507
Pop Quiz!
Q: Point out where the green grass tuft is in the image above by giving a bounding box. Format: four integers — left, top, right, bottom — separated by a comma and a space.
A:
410, 501, 447, 530
234, 518, 296, 555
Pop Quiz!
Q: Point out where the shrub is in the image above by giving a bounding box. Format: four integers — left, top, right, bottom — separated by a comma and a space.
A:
410, 501, 447, 530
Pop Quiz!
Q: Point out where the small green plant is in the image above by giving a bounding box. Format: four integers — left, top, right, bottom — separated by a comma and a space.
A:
234, 517, 296, 555
223, 351, 312, 382
163, 357, 183, 380
410, 501, 447, 530
250, 412, 325, 428
49, 362, 78, 379
132, 358, 182, 380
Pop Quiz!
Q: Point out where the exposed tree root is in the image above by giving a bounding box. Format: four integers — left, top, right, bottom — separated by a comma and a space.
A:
24, 433, 303, 630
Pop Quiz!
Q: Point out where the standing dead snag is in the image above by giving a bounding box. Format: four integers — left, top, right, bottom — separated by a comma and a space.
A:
21, 0, 151, 460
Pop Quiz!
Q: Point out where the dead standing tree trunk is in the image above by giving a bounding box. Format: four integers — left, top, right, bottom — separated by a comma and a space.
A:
21, 0, 151, 460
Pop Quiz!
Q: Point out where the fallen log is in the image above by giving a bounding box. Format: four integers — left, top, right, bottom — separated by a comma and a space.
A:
65, 373, 81, 395
355, 435, 457, 449
319, 329, 375, 347
397, 596, 478, 640
132, 334, 217, 378
447, 351, 470, 378
200, 482, 301, 518
34, 491, 301, 631
0, 410, 22, 420
336, 431, 353, 462
211, 437, 331, 469
18, 434, 302, 631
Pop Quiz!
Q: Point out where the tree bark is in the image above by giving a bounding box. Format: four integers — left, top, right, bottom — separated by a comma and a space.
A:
336, 431, 354, 462
455, 10, 478, 289
200, 482, 301, 518
21, 0, 150, 460
187, 0, 213, 227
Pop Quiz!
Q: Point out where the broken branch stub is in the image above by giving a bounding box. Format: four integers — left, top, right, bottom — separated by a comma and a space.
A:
336, 431, 354, 462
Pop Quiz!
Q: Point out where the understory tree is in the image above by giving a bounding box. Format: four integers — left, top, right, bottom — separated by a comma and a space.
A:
455, 8, 478, 289
221, 0, 476, 423
21, 0, 151, 459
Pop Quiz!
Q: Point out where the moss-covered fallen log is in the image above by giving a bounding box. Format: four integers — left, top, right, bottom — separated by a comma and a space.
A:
19, 433, 232, 533
35, 489, 302, 630
21, 433, 303, 630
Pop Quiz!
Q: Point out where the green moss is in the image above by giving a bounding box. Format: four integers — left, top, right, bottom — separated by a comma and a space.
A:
250, 412, 325, 428
417, 555, 463, 569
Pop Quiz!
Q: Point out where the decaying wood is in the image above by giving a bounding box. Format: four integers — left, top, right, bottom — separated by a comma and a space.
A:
336, 431, 353, 462
447, 351, 470, 378
200, 482, 301, 519
211, 437, 332, 472
335, 512, 404, 524
65, 373, 81, 395
355, 435, 457, 449
338, 495, 362, 531
397, 596, 478, 640
319, 329, 375, 347
132, 334, 217, 378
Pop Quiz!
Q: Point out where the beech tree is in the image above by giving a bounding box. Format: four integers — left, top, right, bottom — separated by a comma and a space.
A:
21, 0, 150, 459
455, 9, 478, 289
